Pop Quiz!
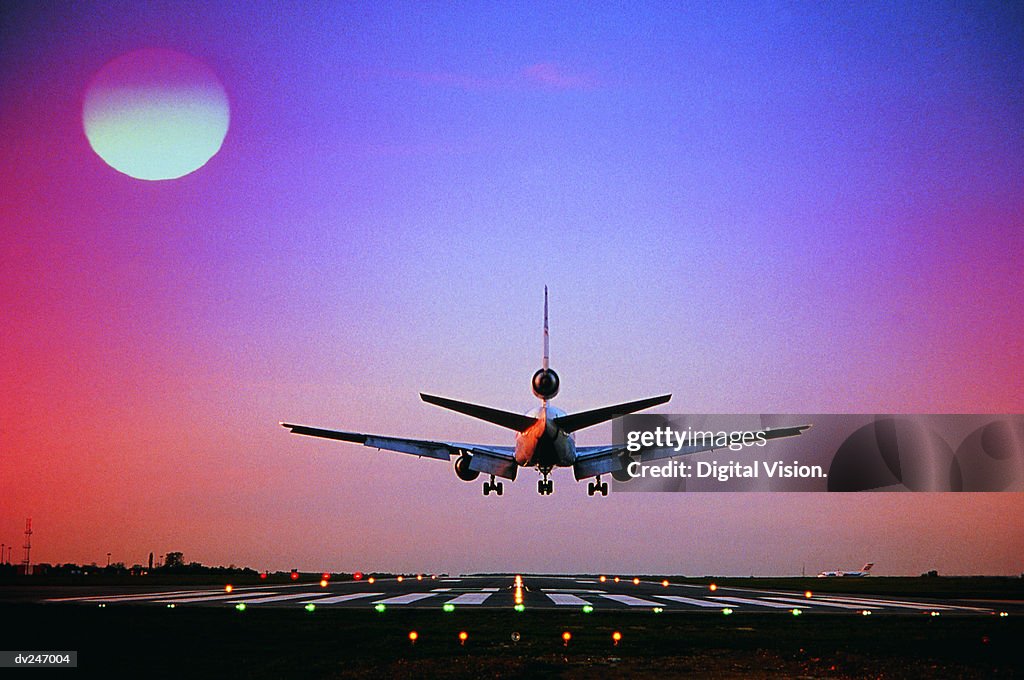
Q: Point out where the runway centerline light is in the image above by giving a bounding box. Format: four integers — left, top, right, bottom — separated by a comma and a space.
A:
662, 580, 670, 587
416, 574, 423, 581
408, 631, 418, 644
562, 631, 572, 645
804, 590, 813, 598
930, 611, 941, 617
397, 575, 404, 583
653, 607, 664, 613
368, 577, 375, 584
709, 583, 717, 591
305, 604, 316, 612
443, 603, 455, 612
633, 577, 640, 585
861, 610, 872, 616
612, 631, 622, 645
166, 603, 175, 609
320, 579, 328, 588
458, 631, 468, 645
224, 584, 233, 593
582, 605, 594, 613
374, 604, 386, 613
599, 575, 607, 583
613, 576, 620, 583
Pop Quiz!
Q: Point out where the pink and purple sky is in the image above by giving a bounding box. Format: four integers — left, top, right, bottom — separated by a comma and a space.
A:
1, 2, 1022, 575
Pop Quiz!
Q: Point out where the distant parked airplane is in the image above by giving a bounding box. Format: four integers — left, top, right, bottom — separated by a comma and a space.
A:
818, 562, 875, 577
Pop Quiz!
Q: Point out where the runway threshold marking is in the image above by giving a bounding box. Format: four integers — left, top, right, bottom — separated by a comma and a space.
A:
655, 595, 730, 608
300, 592, 384, 605
599, 594, 662, 607
445, 592, 493, 605
228, 592, 338, 605
546, 593, 590, 606
158, 592, 278, 604
764, 597, 880, 610
372, 593, 436, 605
711, 596, 806, 609
810, 595, 986, 611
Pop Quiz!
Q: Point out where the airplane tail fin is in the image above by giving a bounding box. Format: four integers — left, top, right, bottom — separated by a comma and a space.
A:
543, 285, 549, 370
863, 562, 874, 572
420, 393, 537, 432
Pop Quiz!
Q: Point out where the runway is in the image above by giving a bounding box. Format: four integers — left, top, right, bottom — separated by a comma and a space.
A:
26, 575, 1017, 615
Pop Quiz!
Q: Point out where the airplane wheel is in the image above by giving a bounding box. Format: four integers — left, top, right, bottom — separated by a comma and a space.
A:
496, 482, 504, 496
600, 482, 609, 496
587, 482, 595, 496
537, 480, 545, 495
545, 480, 553, 495
483, 483, 491, 496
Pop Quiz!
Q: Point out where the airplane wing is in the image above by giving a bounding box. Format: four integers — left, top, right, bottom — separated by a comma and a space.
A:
280, 423, 519, 479
571, 425, 811, 481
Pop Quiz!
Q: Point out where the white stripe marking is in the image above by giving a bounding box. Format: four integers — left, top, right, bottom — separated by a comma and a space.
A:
48, 589, 217, 603
372, 592, 436, 605
480, 588, 499, 592
655, 595, 729, 608
764, 597, 879, 610
812, 595, 979, 611
301, 592, 384, 605
547, 593, 591, 605
446, 592, 493, 605
711, 596, 805, 609
600, 594, 662, 607
229, 592, 334, 605
159, 592, 277, 604
430, 588, 453, 592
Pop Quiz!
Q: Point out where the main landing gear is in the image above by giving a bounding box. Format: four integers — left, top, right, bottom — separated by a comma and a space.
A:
537, 469, 553, 495
483, 475, 504, 496
588, 476, 609, 497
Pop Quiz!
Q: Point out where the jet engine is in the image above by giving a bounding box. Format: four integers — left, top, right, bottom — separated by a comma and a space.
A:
454, 453, 480, 482
531, 368, 560, 399
611, 455, 635, 482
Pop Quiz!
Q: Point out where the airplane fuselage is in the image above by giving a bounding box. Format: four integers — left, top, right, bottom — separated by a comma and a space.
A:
515, 404, 576, 469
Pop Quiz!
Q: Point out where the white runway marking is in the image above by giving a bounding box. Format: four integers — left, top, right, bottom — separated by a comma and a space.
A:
480, 588, 499, 592
430, 588, 453, 592
764, 597, 880, 610
576, 579, 598, 583
542, 588, 604, 593
711, 596, 806, 609
48, 589, 217, 603
372, 592, 436, 605
446, 592, 493, 605
655, 595, 729, 608
301, 592, 384, 605
159, 592, 277, 604
600, 594, 662, 607
546, 593, 591, 606
810, 595, 978, 611
440, 579, 461, 582
228, 592, 334, 605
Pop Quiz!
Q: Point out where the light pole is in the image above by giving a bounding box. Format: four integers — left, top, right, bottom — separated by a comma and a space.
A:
106, 552, 111, 568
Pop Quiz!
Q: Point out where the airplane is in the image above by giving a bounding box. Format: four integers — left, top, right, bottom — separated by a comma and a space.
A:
281, 288, 811, 496
817, 562, 875, 577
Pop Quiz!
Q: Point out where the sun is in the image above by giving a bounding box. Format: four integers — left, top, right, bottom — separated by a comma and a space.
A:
83, 48, 230, 181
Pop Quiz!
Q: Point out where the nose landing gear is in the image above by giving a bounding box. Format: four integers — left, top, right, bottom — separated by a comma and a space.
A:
588, 476, 609, 496
483, 475, 504, 496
